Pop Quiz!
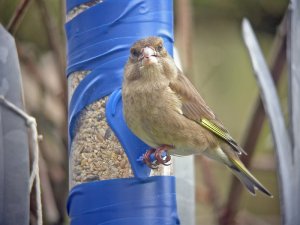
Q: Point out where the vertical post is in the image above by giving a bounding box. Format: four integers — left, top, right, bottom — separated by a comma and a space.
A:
173, 0, 196, 222
65, 1, 180, 224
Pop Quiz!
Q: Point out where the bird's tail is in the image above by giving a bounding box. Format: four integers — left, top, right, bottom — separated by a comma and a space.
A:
228, 156, 273, 197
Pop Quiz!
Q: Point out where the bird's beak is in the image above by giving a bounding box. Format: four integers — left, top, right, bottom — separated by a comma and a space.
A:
139, 47, 158, 65
142, 47, 156, 58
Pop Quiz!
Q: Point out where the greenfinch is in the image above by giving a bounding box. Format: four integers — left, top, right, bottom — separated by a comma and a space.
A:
122, 36, 272, 197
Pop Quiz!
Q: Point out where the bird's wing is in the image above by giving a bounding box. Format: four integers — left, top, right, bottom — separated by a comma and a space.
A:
169, 70, 246, 155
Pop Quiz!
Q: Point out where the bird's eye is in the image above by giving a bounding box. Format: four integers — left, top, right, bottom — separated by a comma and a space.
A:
157, 45, 163, 52
131, 49, 139, 57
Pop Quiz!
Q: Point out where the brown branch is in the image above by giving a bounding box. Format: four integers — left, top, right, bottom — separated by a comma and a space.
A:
199, 157, 221, 219
39, 152, 60, 224
219, 15, 288, 225
175, 0, 193, 73
17, 43, 67, 122
35, 0, 67, 110
6, 0, 33, 34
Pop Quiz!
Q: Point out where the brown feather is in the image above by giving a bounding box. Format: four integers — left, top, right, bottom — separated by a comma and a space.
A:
169, 69, 218, 124
169, 69, 247, 154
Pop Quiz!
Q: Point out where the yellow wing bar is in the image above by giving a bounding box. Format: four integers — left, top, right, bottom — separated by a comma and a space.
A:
200, 118, 246, 155
200, 118, 230, 140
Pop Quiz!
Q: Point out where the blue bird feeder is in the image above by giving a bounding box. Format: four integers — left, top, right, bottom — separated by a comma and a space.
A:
65, 0, 180, 224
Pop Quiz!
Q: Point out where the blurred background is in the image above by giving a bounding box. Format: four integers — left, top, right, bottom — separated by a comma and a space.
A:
0, 0, 288, 224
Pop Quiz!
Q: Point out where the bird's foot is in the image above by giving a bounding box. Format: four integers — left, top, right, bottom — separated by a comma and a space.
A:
154, 145, 172, 166
143, 144, 173, 169
143, 148, 158, 169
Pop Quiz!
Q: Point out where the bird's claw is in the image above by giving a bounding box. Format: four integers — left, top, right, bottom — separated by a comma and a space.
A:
154, 147, 171, 166
143, 145, 173, 169
143, 148, 158, 169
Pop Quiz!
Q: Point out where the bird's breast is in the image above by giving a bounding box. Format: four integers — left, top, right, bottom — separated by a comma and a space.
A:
122, 81, 182, 147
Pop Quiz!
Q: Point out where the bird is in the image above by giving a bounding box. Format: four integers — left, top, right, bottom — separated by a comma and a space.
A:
122, 36, 272, 197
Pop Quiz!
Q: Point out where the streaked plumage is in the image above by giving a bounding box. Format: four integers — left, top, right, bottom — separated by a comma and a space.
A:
122, 36, 272, 197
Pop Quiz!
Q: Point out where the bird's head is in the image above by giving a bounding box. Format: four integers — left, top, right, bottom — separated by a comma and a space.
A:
124, 36, 176, 82
129, 36, 168, 67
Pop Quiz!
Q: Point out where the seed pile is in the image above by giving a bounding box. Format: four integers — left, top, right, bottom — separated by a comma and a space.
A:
68, 72, 173, 188
69, 72, 132, 187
